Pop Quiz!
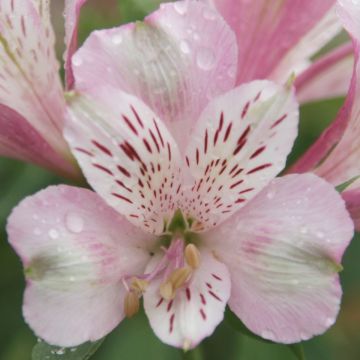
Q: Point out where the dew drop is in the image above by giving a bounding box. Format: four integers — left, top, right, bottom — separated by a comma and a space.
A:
72, 54, 83, 67
203, 8, 216, 20
112, 34, 123, 45
55, 348, 66, 355
316, 231, 325, 239
325, 317, 334, 327
180, 40, 191, 54
65, 213, 84, 233
196, 48, 216, 71
266, 191, 275, 200
174, 2, 188, 15
48, 229, 59, 239
33, 228, 42, 236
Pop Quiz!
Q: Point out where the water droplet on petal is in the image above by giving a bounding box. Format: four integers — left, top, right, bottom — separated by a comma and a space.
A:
266, 191, 275, 200
316, 231, 325, 239
325, 317, 334, 327
174, 2, 188, 15
65, 213, 84, 233
72, 54, 83, 67
34, 228, 42, 236
49, 229, 59, 239
196, 48, 216, 71
112, 34, 123, 45
180, 40, 191, 54
203, 8, 217, 20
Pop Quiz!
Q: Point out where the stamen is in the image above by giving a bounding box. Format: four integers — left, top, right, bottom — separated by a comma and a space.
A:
169, 267, 192, 289
130, 277, 149, 294
159, 281, 174, 300
124, 291, 140, 318
185, 244, 201, 269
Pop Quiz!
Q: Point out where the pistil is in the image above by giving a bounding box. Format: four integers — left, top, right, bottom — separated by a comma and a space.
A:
122, 228, 202, 318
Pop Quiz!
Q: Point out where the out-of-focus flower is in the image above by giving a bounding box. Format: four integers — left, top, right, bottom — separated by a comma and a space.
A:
7, 1, 354, 350
290, 0, 360, 230
0, 0, 88, 178
204, 0, 354, 103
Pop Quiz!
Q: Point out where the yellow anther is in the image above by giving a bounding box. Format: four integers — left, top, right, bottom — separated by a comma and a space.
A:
159, 281, 174, 300
169, 267, 192, 290
185, 244, 201, 269
130, 277, 149, 294
124, 291, 140, 318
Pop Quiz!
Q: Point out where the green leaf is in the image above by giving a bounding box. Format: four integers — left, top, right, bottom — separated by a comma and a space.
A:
289, 343, 306, 360
225, 308, 272, 344
335, 175, 360, 193
181, 346, 204, 360
32, 339, 104, 360
225, 308, 306, 359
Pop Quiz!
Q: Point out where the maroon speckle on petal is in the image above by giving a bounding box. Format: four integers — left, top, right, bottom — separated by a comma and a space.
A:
200, 308, 207, 320
169, 313, 175, 333
93, 163, 114, 176
92, 140, 113, 156
112, 193, 133, 204
271, 114, 287, 129
208, 291, 222, 302
241, 101, 250, 119
212, 273, 222, 281
156, 298, 164, 308
122, 115, 138, 135
186, 288, 191, 301
247, 163, 272, 174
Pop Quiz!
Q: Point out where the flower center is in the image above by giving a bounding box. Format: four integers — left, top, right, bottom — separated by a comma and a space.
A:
123, 210, 201, 318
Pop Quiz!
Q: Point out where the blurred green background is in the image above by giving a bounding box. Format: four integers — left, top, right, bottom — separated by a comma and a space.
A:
1, 1, 359, 359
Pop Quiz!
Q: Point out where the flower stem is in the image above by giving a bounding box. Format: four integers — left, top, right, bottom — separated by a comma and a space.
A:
182, 346, 204, 360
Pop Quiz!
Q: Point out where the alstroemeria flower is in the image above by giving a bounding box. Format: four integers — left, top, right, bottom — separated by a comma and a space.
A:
7, 1, 354, 349
204, 0, 354, 103
290, 0, 360, 231
0, 0, 88, 178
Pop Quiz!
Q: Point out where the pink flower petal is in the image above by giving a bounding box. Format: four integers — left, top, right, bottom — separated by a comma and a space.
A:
312, 2, 360, 185
183, 80, 298, 230
0, 0, 76, 176
64, 0, 88, 89
206, 174, 354, 343
143, 249, 231, 349
296, 43, 354, 104
0, 104, 77, 177
7, 185, 153, 347
205, 0, 340, 84
65, 87, 182, 234
71, 1, 237, 149
342, 186, 360, 232
290, 1, 360, 176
